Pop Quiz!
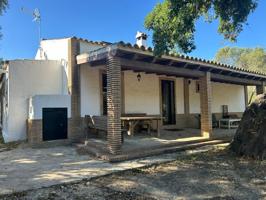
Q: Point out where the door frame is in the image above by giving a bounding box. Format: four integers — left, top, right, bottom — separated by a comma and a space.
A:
159, 77, 177, 125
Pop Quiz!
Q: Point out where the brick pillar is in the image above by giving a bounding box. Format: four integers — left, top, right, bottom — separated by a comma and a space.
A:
244, 85, 249, 107
199, 72, 212, 138
107, 56, 122, 154
68, 38, 80, 118
256, 82, 265, 95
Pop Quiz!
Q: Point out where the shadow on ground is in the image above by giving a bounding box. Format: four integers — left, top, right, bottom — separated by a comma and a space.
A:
1, 145, 265, 200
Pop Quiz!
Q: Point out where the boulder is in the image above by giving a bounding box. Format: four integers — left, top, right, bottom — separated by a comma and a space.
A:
230, 94, 266, 159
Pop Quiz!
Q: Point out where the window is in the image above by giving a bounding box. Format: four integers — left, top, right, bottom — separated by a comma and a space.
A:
102, 73, 107, 115
196, 81, 200, 93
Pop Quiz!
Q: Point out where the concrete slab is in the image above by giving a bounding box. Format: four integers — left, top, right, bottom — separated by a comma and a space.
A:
0, 145, 179, 195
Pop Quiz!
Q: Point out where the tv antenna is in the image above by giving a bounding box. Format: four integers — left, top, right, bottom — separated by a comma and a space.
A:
21, 7, 41, 43
21, 7, 43, 58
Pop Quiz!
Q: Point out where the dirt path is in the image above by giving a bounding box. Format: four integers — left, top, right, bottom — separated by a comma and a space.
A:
1, 145, 265, 200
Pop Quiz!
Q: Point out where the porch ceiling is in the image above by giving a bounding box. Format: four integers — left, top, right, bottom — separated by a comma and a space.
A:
76, 43, 266, 86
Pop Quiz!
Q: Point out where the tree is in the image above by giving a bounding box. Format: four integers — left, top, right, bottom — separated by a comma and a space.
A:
215, 47, 266, 103
145, 0, 258, 55
0, 0, 8, 39
215, 47, 266, 73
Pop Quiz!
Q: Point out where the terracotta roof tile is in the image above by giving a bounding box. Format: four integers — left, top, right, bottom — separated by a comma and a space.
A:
113, 41, 266, 76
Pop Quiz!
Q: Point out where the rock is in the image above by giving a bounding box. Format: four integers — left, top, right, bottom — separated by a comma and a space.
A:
230, 94, 266, 159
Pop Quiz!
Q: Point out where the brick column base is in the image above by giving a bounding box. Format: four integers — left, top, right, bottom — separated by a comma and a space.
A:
199, 72, 212, 138
107, 56, 122, 154
27, 117, 85, 144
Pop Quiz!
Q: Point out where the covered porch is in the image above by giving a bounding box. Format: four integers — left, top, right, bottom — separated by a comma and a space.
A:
77, 42, 266, 155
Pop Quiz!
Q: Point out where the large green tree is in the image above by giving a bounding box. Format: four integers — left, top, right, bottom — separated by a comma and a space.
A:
215, 46, 266, 103
0, 0, 8, 39
215, 47, 266, 73
145, 0, 258, 55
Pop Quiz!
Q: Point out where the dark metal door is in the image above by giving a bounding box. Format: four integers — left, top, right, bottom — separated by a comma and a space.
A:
42, 108, 68, 141
161, 80, 176, 125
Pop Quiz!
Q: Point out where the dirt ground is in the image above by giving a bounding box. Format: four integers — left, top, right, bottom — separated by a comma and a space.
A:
0, 144, 265, 200
0, 135, 20, 152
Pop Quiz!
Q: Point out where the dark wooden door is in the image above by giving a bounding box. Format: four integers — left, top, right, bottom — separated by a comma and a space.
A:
42, 108, 68, 141
161, 80, 176, 125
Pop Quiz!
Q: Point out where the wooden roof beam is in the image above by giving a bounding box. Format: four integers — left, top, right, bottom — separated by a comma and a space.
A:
119, 57, 204, 78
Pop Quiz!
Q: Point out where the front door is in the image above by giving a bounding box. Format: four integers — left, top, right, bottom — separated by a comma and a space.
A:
42, 108, 68, 141
161, 80, 176, 125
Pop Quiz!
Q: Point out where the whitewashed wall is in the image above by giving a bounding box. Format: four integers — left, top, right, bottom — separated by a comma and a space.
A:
189, 80, 245, 114
80, 65, 101, 116
212, 82, 245, 113
175, 78, 184, 114
4, 60, 67, 142
35, 38, 69, 61
189, 80, 201, 113
124, 71, 160, 115
79, 68, 245, 119
123, 72, 185, 115
29, 95, 71, 120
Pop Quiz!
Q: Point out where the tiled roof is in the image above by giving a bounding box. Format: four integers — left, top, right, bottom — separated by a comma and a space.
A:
114, 41, 266, 77
73, 36, 112, 46
73, 36, 265, 77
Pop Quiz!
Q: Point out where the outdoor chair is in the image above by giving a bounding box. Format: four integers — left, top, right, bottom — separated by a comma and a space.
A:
196, 114, 219, 128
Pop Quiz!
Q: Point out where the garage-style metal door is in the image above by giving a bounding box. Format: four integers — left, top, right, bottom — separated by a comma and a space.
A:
42, 108, 68, 141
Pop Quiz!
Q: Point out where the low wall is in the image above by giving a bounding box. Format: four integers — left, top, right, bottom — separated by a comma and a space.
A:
175, 112, 244, 129
27, 117, 85, 144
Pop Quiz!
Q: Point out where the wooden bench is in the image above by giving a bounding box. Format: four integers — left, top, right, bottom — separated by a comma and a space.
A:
85, 115, 125, 142
86, 115, 107, 132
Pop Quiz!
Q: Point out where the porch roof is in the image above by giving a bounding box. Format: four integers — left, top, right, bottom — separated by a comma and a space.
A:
76, 42, 266, 85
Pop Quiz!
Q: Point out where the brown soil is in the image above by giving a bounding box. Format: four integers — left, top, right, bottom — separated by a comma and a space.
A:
0, 145, 265, 200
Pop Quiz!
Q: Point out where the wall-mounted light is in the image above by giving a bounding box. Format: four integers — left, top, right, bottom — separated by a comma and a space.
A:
137, 73, 141, 82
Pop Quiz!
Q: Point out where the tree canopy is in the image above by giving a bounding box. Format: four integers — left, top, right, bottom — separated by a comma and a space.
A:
145, 0, 258, 56
0, 0, 8, 39
0, 0, 7, 15
215, 47, 266, 73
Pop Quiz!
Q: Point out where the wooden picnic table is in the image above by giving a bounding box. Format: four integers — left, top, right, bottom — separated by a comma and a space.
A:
120, 115, 162, 137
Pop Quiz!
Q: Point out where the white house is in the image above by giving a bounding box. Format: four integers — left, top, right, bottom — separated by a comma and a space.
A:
1, 35, 265, 155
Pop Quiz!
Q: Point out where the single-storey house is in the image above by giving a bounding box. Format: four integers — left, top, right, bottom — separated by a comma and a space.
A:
1, 34, 265, 155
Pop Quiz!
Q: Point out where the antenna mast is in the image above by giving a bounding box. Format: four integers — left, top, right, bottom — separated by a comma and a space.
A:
21, 7, 43, 57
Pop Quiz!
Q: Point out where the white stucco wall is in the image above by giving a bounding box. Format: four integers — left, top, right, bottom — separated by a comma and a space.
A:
79, 67, 245, 119
212, 82, 245, 113
4, 60, 67, 142
80, 69, 185, 116
175, 78, 184, 114
124, 73, 185, 115
189, 80, 201, 114
29, 95, 71, 120
189, 80, 245, 114
35, 38, 69, 61
80, 65, 101, 116
124, 71, 160, 115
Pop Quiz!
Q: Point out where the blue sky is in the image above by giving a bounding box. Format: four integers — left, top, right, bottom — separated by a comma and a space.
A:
0, 0, 265, 60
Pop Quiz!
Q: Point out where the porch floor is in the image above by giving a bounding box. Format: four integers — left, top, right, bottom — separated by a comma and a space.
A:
78, 128, 235, 161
